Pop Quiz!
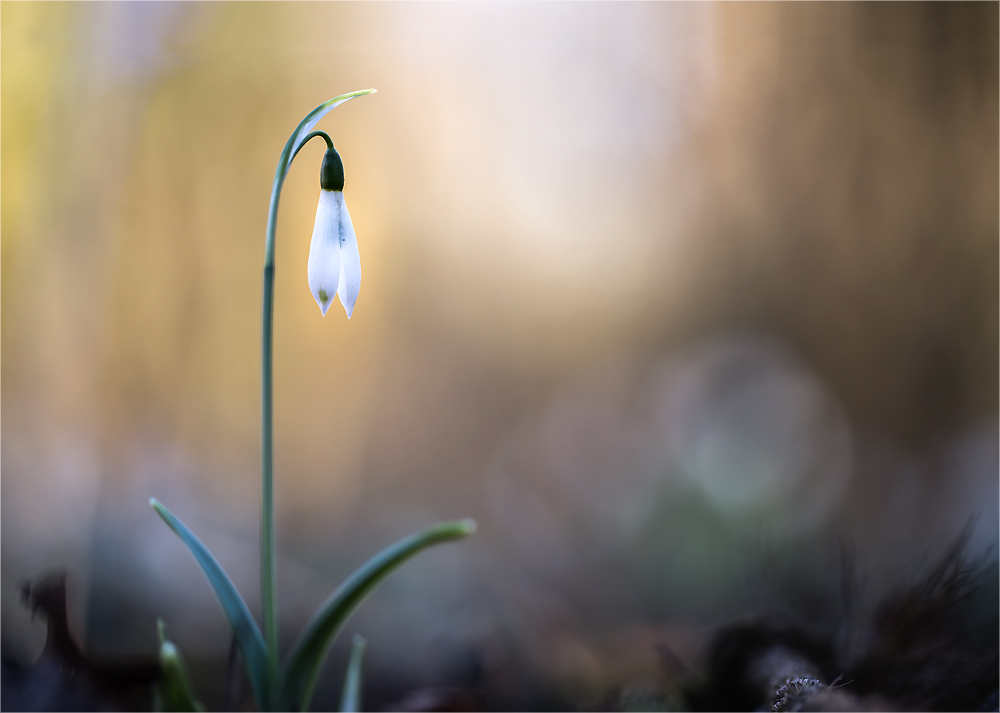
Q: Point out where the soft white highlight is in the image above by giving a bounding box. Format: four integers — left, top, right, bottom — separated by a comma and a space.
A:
336, 194, 361, 318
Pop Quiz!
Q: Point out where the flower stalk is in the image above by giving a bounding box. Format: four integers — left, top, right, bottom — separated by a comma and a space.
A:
149, 90, 476, 712
260, 91, 375, 694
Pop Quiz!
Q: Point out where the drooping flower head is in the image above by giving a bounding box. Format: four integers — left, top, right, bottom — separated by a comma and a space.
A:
307, 145, 360, 318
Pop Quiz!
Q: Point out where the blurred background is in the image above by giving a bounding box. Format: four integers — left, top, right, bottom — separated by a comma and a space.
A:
2, 2, 997, 710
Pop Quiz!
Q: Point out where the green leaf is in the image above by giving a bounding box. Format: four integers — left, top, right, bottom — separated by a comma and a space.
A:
280, 519, 476, 711
285, 90, 376, 169
339, 635, 367, 713
154, 619, 205, 712
150, 498, 270, 709
272, 89, 377, 196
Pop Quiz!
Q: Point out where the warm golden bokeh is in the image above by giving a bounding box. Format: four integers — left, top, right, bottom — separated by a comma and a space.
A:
2, 3, 996, 709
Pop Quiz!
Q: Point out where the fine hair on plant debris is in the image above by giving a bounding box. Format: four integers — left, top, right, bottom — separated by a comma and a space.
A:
679, 527, 998, 712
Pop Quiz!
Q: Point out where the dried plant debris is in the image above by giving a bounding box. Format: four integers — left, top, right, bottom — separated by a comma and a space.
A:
680, 531, 998, 712
3, 531, 996, 713
1, 572, 159, 712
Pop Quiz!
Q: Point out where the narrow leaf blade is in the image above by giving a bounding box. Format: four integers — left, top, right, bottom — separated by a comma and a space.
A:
339, 635, 367, 713
150, 498, 270, 709
281, 519, 476, 711
281, 89, 377, 175
154, 619, 205, 712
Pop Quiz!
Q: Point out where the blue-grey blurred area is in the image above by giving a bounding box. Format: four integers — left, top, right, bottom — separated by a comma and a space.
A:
2, 2, 996, 710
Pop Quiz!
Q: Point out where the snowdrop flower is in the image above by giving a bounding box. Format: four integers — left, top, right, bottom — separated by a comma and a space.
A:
308, 145, 360, 317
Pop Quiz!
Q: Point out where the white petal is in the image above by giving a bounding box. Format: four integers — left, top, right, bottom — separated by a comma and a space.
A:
307, 190, 341, 315
335, 192, 361, 319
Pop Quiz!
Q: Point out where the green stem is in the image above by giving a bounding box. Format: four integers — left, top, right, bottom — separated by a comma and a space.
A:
293, 130, 334, 160
261, 260, 277, 690
260, 90, 375, 709
339, 635, 367, 713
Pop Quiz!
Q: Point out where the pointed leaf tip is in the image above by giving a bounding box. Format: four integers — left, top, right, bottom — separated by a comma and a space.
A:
281, 518, 477, 711
156, 621, 206, 712
150, 500, 269, 709
458, 518, 477, 535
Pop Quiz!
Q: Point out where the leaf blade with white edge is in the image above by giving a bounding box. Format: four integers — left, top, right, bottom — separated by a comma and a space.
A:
283, 89, 378, 174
